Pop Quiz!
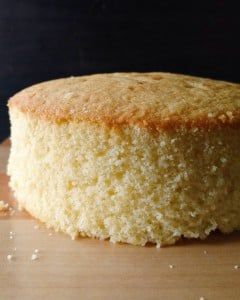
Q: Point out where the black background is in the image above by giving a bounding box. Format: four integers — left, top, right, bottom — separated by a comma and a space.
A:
0, 0, 240, 141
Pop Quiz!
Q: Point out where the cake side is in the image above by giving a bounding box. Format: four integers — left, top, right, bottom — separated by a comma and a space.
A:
8, 72, 240, 131
8, 108, 240, 246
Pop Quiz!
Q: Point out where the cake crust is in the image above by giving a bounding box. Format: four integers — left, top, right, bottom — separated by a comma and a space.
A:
8, 72, 240, 130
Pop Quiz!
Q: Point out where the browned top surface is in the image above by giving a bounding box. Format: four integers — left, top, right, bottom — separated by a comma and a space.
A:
8, 72, 240, 130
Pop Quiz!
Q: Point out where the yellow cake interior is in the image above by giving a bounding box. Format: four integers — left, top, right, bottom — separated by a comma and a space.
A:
8, 108, 240, 246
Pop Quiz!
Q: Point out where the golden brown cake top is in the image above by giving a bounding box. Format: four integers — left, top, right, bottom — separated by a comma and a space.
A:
8, 72, 240, 130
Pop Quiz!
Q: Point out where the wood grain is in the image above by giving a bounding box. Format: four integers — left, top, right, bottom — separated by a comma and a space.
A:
0, 139, 240, 300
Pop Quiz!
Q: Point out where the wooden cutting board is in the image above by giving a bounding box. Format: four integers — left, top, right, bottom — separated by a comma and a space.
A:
1, 139, 240, 300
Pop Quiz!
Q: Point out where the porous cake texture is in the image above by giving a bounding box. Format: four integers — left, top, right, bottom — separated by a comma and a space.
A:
7, 73, 240, 246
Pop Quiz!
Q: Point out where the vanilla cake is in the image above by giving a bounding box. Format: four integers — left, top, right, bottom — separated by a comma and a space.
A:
7, 72, 240, 246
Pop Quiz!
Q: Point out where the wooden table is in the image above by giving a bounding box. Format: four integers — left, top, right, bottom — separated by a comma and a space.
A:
0, 139, 240, 300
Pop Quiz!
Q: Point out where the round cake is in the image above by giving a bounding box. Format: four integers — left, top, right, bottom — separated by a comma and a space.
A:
7, 72, 240, 246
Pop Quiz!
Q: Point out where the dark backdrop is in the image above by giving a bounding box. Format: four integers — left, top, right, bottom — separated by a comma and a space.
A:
1, 0, 240, 141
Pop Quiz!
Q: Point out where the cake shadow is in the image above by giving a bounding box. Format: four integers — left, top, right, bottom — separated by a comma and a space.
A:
155, 230, 240, 248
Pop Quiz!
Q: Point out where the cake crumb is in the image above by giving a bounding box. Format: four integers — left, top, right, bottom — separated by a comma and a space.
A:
211, 166, 217, 173
48, 232, 53, 236
169, 264, 174, 269
31, 253, 38, 261
34, 225, 39, 230
234, 265, 239, 270
7, 254, 13, 261
34, 249, 39, 253
199, 297, 205, 300
203, 250, 207, 255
